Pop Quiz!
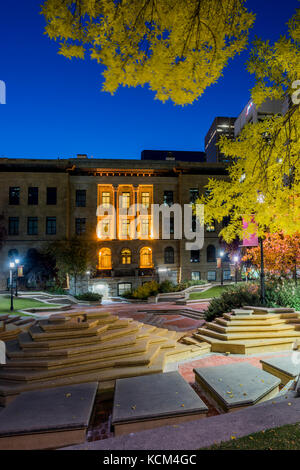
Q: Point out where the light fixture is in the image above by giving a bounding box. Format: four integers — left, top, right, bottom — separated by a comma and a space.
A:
9, 262, 15, 268
220, 251, 224, 257
15, 259, 20, 264
233, 256, 239, 263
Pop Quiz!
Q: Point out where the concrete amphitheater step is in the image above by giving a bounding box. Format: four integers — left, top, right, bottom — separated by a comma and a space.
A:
197, 327, 300, 341
193, 333, 295, 354
216, 317, 288, 327
0, 344, 162, 383
4, 340, 152, 369
206, 322, 295, 334
6, 335, 138, 359
0, 361, 167, 406
0, 382, 98, 450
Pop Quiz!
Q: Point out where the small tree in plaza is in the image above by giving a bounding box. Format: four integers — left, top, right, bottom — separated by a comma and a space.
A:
46, 237, 98, 295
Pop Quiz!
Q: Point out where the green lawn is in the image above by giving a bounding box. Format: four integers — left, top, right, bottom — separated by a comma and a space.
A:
189, 285, 230, 300
0, 295, 60, 316
202, 423, 300, 450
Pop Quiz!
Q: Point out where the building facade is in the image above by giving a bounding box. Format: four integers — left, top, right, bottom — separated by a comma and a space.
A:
0, 156, 231, 297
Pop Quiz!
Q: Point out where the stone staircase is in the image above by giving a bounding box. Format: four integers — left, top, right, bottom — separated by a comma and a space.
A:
0, 311, 211, 406
0, 316, 36, 342
191, 307, 300, 354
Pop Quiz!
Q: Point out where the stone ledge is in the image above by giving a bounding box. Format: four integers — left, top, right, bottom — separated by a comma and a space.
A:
61, 396, 300, 451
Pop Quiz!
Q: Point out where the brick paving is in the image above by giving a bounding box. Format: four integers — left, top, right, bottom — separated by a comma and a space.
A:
34, 300, 209, 332
179, 352, 291, 384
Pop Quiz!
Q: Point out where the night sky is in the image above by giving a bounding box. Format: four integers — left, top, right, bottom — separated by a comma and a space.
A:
0, 0, 298, 160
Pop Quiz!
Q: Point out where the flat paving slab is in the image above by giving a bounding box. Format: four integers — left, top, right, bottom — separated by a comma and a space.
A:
112, 371, 208, 435
0, 382, 97, 450
194, 363, 280, 412
261, 355, 300, 384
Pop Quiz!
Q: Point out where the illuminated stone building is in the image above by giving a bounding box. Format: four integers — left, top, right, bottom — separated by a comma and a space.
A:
0, 154, 230, 297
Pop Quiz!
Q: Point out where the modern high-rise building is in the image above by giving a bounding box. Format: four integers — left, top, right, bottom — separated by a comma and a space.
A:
234, 98, 283, 137
204, 117, 236, 164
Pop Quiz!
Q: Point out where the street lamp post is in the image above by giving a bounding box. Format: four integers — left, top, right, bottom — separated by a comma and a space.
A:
9, 262, 15, 311
259, 237, 266, 305
86, 271, 91, 292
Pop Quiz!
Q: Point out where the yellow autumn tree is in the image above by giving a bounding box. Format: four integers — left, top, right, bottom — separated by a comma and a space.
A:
41, 0, 255, 105
201, 8, 300, 242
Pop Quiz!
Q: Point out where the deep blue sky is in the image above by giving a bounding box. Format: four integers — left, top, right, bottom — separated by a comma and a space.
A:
0, 0, 298, 159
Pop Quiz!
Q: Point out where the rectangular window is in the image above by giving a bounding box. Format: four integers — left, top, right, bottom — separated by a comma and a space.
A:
190, 189, 199, 204
121, 192, 130, 209
27, 217, 38, 235
163, 191, 173, 206
121, 219, 130, 237
8, 217, 19, 236
223, 270, 231, 281
190, 250, 200, 263
170, 216, 174, 235
46, 217, 56, 235
9, 187, 20, 205
75, 218, 86, 235
207, 271, 216, 281
76, 189, 86, 207
47, 187, 57, 205
102, 192, 111, 208
118, 283, 132, 296
191, 271, 201, 281
28, 187, 38, 205
141, 192, 150, 208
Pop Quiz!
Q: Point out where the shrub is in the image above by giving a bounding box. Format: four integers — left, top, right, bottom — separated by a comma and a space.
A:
46, 285, 66, 295
174, 279, 207, 291
265, 280, 300, 310
204, 283, 261, 322
131, 281, 160, 300
120, 279, 208, 300
158, 280, 176, 293
75, 292, 102, 302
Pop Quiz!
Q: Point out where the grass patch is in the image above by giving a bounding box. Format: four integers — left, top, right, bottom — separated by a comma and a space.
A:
0, 295, 61, 316
189, 286, 230, 300
202, 423, 300, 450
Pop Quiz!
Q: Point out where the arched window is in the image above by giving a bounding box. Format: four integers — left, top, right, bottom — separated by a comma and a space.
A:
121, 248, 132, 265
207, 245, 216, 263
164, 247, 174, 264
98, 248, 112, 269
140, 247, 152, 267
